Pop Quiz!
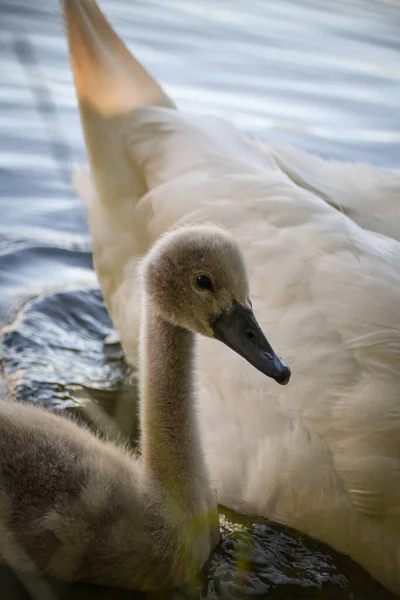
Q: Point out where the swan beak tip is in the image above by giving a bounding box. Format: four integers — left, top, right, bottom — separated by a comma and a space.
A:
274, 362, 291, 385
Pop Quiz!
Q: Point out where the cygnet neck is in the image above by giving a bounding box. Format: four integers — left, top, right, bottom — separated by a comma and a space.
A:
139, 300, 209, 509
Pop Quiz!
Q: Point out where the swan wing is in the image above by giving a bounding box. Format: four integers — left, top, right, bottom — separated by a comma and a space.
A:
126, 106, 400, 522
268, 142, 400, 241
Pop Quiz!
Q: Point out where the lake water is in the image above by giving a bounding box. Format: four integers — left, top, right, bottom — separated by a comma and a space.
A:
0, 0, 400, 598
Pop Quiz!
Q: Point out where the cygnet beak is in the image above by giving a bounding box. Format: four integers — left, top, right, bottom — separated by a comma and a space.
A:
212, 301, 291, 385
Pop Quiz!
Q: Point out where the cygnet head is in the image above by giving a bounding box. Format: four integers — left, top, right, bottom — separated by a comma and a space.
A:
141, 224, 290, 385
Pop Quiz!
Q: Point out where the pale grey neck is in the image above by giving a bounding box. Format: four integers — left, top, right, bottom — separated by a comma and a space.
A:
139, 302, 208, 502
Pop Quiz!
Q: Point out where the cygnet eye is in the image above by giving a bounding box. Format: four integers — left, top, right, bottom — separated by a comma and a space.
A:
196, 275, 213, 291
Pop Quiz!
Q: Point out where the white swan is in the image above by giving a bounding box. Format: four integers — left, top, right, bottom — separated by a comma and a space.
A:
62, 0, 400, 593
0, 224, 289, 589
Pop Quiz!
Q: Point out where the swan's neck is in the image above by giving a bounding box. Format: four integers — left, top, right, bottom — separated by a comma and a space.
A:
139, 304, 211, 512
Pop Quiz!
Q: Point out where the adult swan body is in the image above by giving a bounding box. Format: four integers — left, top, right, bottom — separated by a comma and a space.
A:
62, 0, 400, 592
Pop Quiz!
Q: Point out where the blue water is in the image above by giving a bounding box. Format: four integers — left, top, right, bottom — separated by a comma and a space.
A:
0, 0, 400, 598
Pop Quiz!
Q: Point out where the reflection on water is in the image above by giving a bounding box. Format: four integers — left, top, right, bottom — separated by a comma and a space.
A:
1, 0, 400, 597
1, 289, 398, 600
